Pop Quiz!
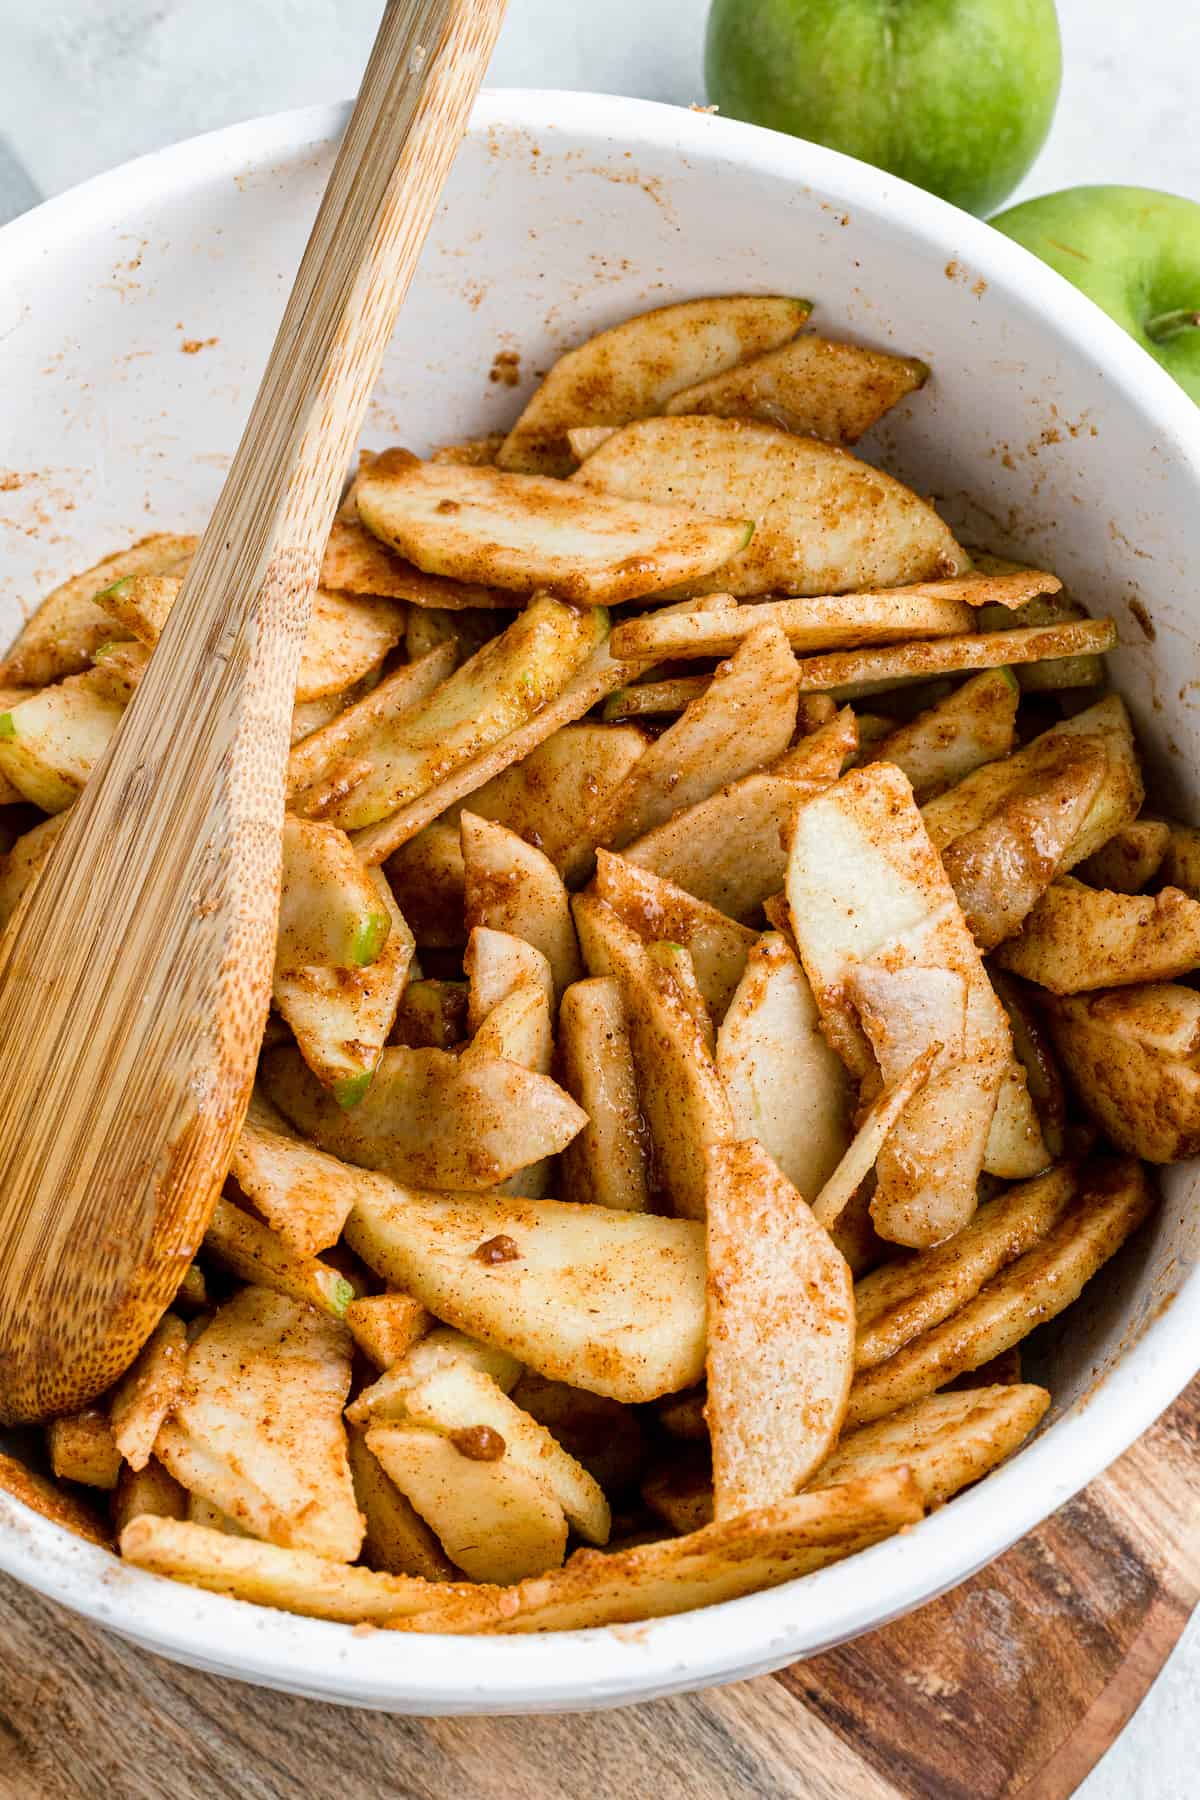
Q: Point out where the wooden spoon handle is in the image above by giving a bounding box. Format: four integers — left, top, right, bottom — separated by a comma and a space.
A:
0, 0, 507, 1422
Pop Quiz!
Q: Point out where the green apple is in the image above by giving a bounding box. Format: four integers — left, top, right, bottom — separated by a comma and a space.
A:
992, 187, 1200, 404
705, 0, 1062, 217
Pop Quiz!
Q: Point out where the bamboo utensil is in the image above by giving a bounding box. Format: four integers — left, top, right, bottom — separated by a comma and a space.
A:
0, 0, 507, 1423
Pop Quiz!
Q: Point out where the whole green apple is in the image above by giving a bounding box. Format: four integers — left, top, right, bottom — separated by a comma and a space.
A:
992, 187, 1200, 404
705, 0, 1062, 217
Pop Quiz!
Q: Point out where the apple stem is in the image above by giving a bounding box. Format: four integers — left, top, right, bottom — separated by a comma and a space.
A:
1145, 308, 1200, 345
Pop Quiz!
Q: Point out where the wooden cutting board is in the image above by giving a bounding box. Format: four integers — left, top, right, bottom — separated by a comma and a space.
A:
0, 1378, 1194, 1800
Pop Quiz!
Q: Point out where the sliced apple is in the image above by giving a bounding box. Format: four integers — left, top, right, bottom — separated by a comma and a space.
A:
230, 1094, 370, 1255
573, 894, 733, 1219
0, 811, 66, 930
621, 769, 824, 922
940, 737, 1108, 949
853, 1165, 1078, 1369
154, 1286, 361, 1561
811, 1384, 1050, 1504
109, 1314, 188, 1472
573, 415, 969, 596
202, 1198, 355, 1320
0, 667, 124, 811
464, 925, 554, 1030
994, 877, 1200, 993
344, 1293, 431, 1370
321, 477, 512, 608
663, 333, 927, 444
346, 1327, 523, 1427
396, 1469, 923, 1634
810, 1044, 940, 1231
786, 763, 1013, 1245
276, 815, 391, 972
460, 811, 581, 999
861, 667, 1019, 801
365, 1423, 568, 1585
350, 640, 636, 864
1075, 819, 1170, 893
845, 1160, 1154, 1428
264, 1040, 583, 1190
313, 596, 607, 832
716, 933, 852, 1198
287, 642, 456, 805
355, 451, 752, 605
705, 1139, 854, 1519
0, 532, 195, 687
576, 622, 800, 859
344, 1184, 707, 1403
610, 587, 973, 663
790, 618, 1115, 697
273, 867, 414, 1104
498, 294, 811, 475
347, 1429, 459, 1581
1041, 983, 1200, 1162
557, 976, 652, 1213
974, 568, 1107, 690
593, 850, 755, 1019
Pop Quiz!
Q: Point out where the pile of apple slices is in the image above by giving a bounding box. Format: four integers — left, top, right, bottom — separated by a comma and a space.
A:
0, 294, 1183, 1633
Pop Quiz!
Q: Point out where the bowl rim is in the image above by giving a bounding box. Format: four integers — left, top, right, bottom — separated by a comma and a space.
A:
1, 86, 1198, 1711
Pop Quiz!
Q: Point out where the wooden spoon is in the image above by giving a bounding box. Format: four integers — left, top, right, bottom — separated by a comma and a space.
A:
0, 0, 507, 1423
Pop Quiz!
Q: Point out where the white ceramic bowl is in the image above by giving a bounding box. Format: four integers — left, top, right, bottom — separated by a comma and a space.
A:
0, 91, 1198, 1714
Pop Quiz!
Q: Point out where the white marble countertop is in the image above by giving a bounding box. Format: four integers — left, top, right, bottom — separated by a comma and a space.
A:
0, 1, 1195, 1791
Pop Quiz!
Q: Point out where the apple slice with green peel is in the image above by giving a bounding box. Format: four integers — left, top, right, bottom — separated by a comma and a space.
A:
573, 415, 969, 596
317, 596, 607, 833
940, 737, 1108, 951
664, 334, 928, 445
705, 1138, 854, 1519
557, 976, 652, 1214
861, 668, 1019, 802
263, 1041, 585, 1190
154, 1287, 361, 1562
0, 667, 125, 812
593, 849, 755, 1021
573, 894, 734, 1220
277, 815, 392, 971
923, 694, 1144, 868
366, 1423, 568, 1585
0, 532, 196, 688
355, 450, 753, 605
287, 642, 456, 805
230, 1094, 373, 1256
273, 867, 414, 1105
460, 811, 581, 1001
88, 640, 151, 704
394, 1361, 610, 1545
0, 811, 66, 930
992, 187, 1200, 406
608, 584, 974, 662
498, 294, 812, 476
1041, 983, 1200, 1162
994, 877, 1200, 993
202, 1198, 356, 1321
350, 638, 633, 865
1076, 820, 1170, 894
786, 763, 1012, 1246
99, 572, 407, 704
715, 933, 853, 1203
0, 686, 35, 805
344, 1184, 706, 1404
575, 621, 800, 862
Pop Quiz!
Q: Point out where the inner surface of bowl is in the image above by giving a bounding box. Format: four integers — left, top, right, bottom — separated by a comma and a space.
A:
0, 91, 1197, 1711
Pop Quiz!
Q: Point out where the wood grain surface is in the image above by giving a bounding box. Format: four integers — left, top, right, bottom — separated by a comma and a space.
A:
0, 1378, 1192, 1800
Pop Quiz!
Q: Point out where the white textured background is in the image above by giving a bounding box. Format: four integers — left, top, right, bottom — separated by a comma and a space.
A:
0, 1, 1195, 1792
